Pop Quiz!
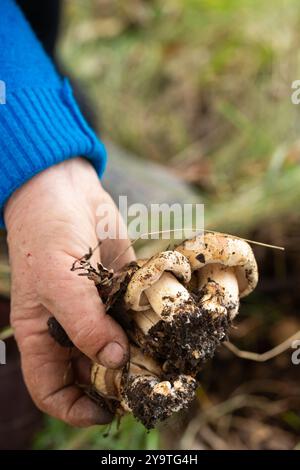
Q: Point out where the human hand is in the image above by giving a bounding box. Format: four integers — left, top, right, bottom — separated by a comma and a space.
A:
4, 157, 135, 426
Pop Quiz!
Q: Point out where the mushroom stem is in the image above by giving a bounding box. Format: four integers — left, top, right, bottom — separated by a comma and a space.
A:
124, 251, 192, 312
91, 346, 196, 429
130, 272, 200, 346
197, 263, 240, 319
145, 272, 195, 319
130, 308, 158, 336
129, 271, 194, 335
127, 271, 202, 375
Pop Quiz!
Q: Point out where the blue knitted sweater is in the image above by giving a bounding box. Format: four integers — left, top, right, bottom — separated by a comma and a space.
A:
0, 0, 107, 226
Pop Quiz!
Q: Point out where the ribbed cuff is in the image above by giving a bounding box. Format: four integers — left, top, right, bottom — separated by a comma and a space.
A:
0, 79, 107, 227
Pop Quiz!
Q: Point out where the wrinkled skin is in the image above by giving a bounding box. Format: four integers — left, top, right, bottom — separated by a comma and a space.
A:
4, 158, 135, 426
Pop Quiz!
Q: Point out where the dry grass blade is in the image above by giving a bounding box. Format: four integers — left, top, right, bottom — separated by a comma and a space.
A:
108, 228, 284, 270
0, 261, 10, 298
180, 392, 294, 450
204, 230, 285, 251
0, 326, 14, 341
224, 330, 300, 362
180, 394, 273, 449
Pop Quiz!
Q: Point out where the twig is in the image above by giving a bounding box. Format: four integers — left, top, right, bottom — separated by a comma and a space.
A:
197, 424, 229, 450
108, 228, 284, 269
224, 330, 300, 362
180, 392, 292, 450
203, 229, 285, 251
180, 394, 271, 449
0, 326, 14, 341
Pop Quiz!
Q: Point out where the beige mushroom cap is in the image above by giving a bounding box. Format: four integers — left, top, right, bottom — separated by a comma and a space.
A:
124, 251, 191, 311
91, 363, 123, 400
176, 232, 258, 298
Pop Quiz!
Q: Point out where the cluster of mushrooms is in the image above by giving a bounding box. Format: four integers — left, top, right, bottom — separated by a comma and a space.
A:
89, 232, 258, 428
50, 232, 258, 429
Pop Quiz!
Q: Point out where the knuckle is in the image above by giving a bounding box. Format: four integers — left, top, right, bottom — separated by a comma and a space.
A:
71, 318, 104, 355
63, 409, 85, 428
29, 389, 50, 415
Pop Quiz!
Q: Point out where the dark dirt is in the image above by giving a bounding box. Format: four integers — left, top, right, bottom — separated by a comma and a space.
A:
47, 316, 74, 348
106, 261, 140, 331
123, 375, 197, 429
196, 253, 206, 264
143, 308, 231, 376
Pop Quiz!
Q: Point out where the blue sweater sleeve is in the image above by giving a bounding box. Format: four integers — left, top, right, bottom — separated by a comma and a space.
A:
0, 0, 107, 226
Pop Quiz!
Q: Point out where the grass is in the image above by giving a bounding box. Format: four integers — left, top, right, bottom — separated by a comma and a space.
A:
33, 414, 159, 450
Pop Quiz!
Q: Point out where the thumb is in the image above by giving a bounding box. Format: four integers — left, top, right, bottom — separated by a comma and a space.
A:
38, 253, 129, 369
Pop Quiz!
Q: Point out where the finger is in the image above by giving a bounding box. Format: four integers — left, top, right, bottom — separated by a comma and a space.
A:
100, 236, 135, 273
95, 194, 135, 271
36, 252, 129, 369
72, 354, 93, 385
16, 309, 113, 427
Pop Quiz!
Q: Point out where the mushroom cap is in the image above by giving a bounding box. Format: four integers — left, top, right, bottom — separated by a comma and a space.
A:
124, 251, 191, 311
128, 345, 162, 377
176, 232, 258, 297
91, 363, 122, 400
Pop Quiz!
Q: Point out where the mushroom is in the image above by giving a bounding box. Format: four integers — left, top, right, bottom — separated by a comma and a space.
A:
124, 251, 194, 317
124, 251, 203, 373
176, 231, 258, 319
91, 345, 196, 429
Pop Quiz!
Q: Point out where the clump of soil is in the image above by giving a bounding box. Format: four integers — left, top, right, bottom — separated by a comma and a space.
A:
123, 375, 197, 429
143, 308, 231, 376
47, 317, 73, 348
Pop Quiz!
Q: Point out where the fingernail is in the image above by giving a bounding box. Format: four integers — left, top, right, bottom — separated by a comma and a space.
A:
97, 342, 127, 369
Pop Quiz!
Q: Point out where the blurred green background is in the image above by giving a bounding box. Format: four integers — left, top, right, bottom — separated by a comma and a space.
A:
60, 0, 300, 234
2, 0, 300, 450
